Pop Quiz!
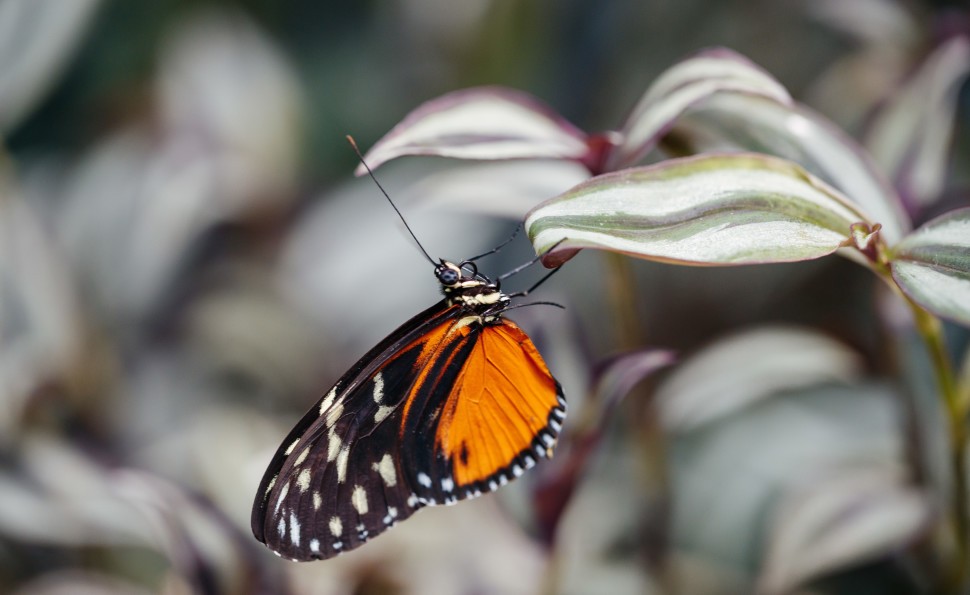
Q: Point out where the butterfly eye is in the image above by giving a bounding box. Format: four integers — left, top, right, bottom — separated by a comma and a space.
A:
436, 265, 460, 286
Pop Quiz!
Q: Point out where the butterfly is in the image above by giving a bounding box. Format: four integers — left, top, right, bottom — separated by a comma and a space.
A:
250, 140, 566, 561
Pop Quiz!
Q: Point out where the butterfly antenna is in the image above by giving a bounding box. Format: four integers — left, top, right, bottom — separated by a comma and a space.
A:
347, 135, 435, 265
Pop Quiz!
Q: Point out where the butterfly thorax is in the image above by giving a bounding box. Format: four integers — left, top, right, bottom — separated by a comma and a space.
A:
435, 260, 510, 321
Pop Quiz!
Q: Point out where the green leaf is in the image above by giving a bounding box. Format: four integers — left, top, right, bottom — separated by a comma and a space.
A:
890, 208, 970, 326
607, 47, 792, 170
526, 153, 872, 267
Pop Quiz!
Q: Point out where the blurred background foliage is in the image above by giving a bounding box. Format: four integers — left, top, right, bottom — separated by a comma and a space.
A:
1, 0, 968, 594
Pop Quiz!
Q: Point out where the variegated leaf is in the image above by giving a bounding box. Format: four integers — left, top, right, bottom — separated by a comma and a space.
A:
666, 93, 910, 243
526, 153, 872, 267
607, 47, 792, 170
890, 208, 970, 326
356, 87, 589, 174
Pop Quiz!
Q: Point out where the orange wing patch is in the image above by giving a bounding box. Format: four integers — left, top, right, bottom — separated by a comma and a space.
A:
435, 319, 560, 487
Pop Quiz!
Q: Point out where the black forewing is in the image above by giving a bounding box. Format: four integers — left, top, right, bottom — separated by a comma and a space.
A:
251, 299, 460, 558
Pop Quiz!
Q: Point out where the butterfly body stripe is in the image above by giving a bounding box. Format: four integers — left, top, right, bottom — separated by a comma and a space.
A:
252, 258, 565, 561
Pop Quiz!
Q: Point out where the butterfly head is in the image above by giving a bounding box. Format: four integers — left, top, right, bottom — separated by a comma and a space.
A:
435, 259, 508, 312
434, 260, 464, 287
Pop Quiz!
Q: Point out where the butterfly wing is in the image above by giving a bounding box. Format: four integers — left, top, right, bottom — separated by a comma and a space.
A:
251, 303, 565, 561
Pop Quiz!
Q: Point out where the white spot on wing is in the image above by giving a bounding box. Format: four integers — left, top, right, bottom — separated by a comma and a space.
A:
319, 387, 338, 416
549, 419, 562, 432
372, 454, 397, 487
284, 439, 300, 456
277, 517, 286, 537
296, 468, 312, 493
374, 405, 395, 423
310, 538, 320, 554
294, 446, 310, 466
289, 512, 301, 546
313, 492, 322, 510
264, 474, 277, 497
512, 464, 524, 477
325, 402, 345, 428
442, 477, 454, 492
326, 429, 342, 462
352, 485, 369, 515
329, 516, 343, 537
417, 472, 432, 488
336, 446, 350, 483
372, 372, 384, 403
274, 482, 289, 515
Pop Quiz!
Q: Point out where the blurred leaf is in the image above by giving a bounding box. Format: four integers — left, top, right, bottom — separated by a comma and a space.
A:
0, 0, 101, 132
757, 466, 931, 595
0, 193, 83, 439
11, 570, 154, 595
656, 326, 863, 432
608, 47, 792, 170
280, 166, 505, 354
553, 444, 663, 595
356, 86, 589, 175
671, 383, 904, 576
283, 496, 547, 595
666, 93, 910, 243
890, 208, 970, 326
806, 0, 917, 47
0, 437, 284, 594
864, 36, 970, 211
399, 159, 590, 219
46, 9, 303, 327
526, 153, 871, 267
157, 7, 304, 201
56, 131, 219, 325
534, 350, 674, 542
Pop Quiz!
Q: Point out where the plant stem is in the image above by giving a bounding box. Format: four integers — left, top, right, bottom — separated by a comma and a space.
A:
895, 289, 967, 590
873, 257, 966, 589
604, 252, 642, 350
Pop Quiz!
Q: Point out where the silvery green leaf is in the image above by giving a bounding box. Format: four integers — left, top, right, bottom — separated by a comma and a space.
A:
657, 327, 863, 432
666, 93, 910, 243
864, 37, 970, 210
890, 208, 970, 326
757, 465, 931, 595
356, 87, 589, 175
608, 47, 792, 169
526, 153, 871, 267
